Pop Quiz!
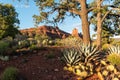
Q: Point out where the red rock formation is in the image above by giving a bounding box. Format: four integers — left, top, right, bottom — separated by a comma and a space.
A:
72, 28, 79, 37
20, 25, 70, 39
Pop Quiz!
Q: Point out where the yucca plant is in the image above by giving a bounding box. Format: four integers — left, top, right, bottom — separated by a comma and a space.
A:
63, 48, 81, 66
77, 43, 101, 64
107, 45, 120, 65
108, 45, 120, 55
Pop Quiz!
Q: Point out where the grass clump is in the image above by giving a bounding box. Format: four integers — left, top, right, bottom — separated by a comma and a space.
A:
107, 53, 120, 65
0, 41, 9, 56
1, 67, 18, 80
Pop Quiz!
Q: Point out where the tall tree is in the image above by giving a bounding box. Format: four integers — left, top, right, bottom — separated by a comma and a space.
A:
33, 0, 94, 44
91, 0, 120, 48
0, 3, 19, 39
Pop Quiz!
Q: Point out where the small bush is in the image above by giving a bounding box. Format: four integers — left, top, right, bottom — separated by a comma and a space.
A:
29, 44, 38, 50
57, 36, 82, 47
18, 40, 30, 48
45, 53, 55, 59
0, 41, 9, 56
107, 53, 120, 65
1, 67, 18, 80
102, 44, 109, 50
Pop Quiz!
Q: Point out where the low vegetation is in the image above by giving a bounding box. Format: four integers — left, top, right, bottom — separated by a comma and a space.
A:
1, 67, 18, 80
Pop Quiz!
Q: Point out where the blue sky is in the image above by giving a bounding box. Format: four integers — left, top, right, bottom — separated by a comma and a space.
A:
1, 0, 119, 38
0, 0, 95, 35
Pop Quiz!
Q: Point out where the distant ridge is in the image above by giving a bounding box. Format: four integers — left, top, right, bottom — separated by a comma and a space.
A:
20, 25, 70, 39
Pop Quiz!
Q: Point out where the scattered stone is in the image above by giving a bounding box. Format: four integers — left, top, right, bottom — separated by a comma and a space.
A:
54, 69, 59, 72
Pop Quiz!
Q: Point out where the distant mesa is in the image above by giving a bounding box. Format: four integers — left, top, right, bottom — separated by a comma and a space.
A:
20, 25, 70, 39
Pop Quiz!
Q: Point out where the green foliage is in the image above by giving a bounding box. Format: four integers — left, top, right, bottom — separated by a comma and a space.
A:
0, 3, 19, 39
1, 67, 18, 80
107, 45, 120, 65
45, 52, 55, 59
57, 36, 82, 47
33, 0, 84, 25
35, 34, 51, 46
18, 40, 30, 48
0, 41, 9, 56
29, 44, 38, 50
102, 44, 110, 51
107, 53, 120, 65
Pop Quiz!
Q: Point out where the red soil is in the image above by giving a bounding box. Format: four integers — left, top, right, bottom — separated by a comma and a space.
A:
0, 47, 75, 80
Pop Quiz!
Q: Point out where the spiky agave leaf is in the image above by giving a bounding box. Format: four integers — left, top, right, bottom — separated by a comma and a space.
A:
77, 43, 101, 64
63, 48, 81, 66
108, 45, 120, 55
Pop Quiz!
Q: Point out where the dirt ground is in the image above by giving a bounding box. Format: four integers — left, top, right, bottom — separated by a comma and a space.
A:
0, 47, 77, 80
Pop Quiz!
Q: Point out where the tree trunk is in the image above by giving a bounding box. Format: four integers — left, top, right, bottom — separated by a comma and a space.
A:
97, 0, 102, 49
80, 0, 90, 44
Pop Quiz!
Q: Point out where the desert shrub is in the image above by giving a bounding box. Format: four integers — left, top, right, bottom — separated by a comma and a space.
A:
35, 34, 52, 46
0, 41, 9, 56
1, 67, 18, 80
62, 44, 120, 79
62, 44, 102, 78
0, 56, 9, 61
58, 36, 82, 47
18, 40, 30, 48
28, 38, 37, 45
107, 45, 120, 65
107, 53, 120, 65
29, 44, 38, 50
45, 53, 55, 59
102, 44, 111, 51
48, 40, 55, 45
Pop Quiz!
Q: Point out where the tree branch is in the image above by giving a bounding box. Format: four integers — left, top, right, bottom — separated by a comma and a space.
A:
101, 10, 111, 23
68, 8, 81, 15
101, 7, 120, 23
76, 0, 81, 4
87, 7, 96, 13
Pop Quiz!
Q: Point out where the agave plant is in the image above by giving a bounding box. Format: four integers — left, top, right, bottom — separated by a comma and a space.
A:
63, 48, 81, 66
108, 45, 120, 55
77, 43, 101, 64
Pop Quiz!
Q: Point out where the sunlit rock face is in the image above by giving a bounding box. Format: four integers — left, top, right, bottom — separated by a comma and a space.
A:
72, 28, 83, 39
20, 25, 70, 39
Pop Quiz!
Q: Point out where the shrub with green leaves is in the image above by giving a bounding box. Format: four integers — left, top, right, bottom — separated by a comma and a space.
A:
58, 36, 82, 47
62, 44, 102, 78
29, 44, 38, 50
107, 53, 120, 65
1, 67, 18, 80
18, 40, 30, 48
107, 45, 120, 65
0, 41, 9, 56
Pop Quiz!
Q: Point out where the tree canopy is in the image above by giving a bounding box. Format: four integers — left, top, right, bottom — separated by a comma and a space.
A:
0, 3, 20, 39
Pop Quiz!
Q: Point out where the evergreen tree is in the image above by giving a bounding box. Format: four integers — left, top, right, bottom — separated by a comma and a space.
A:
0, 3, 20, 39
